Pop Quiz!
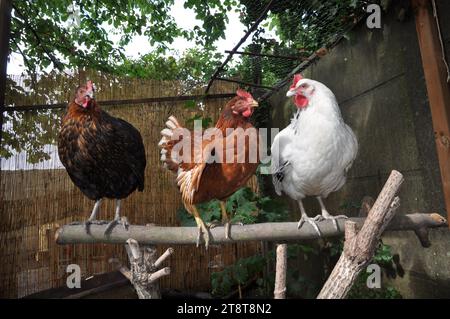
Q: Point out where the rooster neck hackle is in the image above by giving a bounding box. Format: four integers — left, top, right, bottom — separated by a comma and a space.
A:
215, 97, 253, 132
65, 101, 102, 123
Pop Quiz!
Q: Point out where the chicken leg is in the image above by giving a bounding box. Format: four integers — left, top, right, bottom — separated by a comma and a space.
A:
84, 198, 103, 232
220, 201, 231, 240
105, 199, 129, 234
209, 201, 243, 240
297, 199, 322, 236
316, 196, 347, 231
188, 204, 210, 249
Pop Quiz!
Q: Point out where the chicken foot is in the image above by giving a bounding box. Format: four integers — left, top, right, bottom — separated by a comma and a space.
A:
105, 199, 129, 234
190, 205, 210, 249
316, 196, 348, 232
84, 198, 103, 233
209, 201, 243, 240
297, 199, 322, 236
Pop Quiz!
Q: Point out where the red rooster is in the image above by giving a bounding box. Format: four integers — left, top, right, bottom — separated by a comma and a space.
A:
58, 81, 146, 233
159, 89, 259, 248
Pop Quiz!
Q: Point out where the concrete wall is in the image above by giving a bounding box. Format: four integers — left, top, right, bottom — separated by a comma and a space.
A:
268, 4, 450, 298
436, 0, 450, 64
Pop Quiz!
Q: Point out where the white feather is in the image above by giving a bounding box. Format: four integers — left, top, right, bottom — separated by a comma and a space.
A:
168, 116, 180, 126
161, 128, 173, 138
166, 120, 177, 130
158, 137, 168, 147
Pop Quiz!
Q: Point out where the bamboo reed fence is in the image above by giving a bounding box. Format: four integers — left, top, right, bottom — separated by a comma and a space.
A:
0, 71, 261, 298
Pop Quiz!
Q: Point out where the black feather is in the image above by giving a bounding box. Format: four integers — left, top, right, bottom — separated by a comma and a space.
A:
274, 161, 290, 183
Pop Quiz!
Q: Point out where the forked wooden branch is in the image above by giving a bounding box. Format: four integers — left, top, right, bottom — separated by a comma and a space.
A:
110, 239, 173, 299
317, 170, 404, 299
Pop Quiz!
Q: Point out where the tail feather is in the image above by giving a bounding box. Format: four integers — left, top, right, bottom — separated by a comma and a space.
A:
161, 128, 173, 138
159, 116, 183, 173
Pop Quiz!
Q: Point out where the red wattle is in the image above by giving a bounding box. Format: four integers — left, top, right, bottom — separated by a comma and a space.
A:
82, 97, 90, 108
294, 94, 309, 108
242, 108, 253, 117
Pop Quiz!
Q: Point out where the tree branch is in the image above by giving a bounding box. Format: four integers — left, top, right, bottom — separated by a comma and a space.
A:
317, 170, 404, 299
110, 239, 173, 299
55, 213, 447, 246
153, 247, 174, 269
12, 3, 66, 73
10, 36, 33, 73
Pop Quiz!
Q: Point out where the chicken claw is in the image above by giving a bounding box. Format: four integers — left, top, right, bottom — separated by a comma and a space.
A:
320, 210, 348, 232
120, 216, 130, 230
104, 216, 129, 234
84, 220, 93, 233
224, 221, 243, 240
212, 201, 244, 240
195, 222, 210, 249
209, 221, 243, 240
84, 199, 103, 233
190, 206, 211, 249
83, 219, 104, 233
297, 214, 323, 237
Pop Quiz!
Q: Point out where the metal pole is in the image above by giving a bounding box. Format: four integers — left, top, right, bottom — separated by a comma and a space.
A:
215, 77, 275, 90
204, 0, 275, 94
3, 92, 237, 112
225, 50, 307, 60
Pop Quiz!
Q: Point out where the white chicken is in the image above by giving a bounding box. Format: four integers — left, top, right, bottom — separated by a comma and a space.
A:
271, 74, 358, 236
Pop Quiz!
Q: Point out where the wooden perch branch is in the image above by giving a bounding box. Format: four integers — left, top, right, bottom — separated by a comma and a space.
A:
153, 247, 174, 269
147, 267, 171, 285
317, 170, 404, 299
56, 213, 447, 246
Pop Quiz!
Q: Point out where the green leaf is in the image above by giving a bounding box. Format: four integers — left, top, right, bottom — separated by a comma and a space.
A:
176, 208, 197, 227
233, 265, 249, 284
184, 100, 196, 109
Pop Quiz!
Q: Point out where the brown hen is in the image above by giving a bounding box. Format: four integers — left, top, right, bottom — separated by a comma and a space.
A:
158, 89, 259, 248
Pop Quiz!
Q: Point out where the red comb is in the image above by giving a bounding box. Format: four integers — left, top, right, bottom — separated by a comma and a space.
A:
236, 88, 252, 99
290, 74, 303, 89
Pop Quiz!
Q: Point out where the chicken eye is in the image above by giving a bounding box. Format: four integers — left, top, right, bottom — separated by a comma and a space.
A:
300, 84, 307, 88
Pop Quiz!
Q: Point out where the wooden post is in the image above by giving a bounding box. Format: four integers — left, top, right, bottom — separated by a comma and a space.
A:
0, 0, 12, 147
273, 243, 287, 299
412, 0, 450, 226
